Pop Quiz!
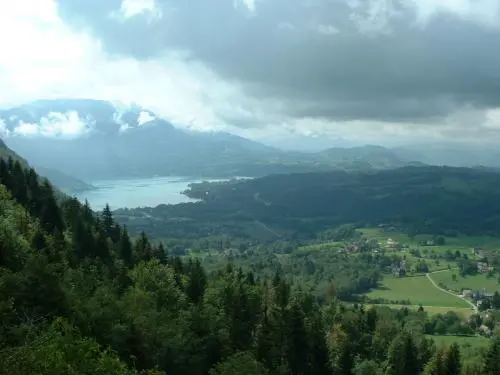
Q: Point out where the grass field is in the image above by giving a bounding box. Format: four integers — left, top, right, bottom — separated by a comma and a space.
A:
431, 270, 500, 293
359, 228, 500, 250
366, 275, 472, 308
297, 241, 344, 253
364, 304, 473, 318
430, 334, 490, 350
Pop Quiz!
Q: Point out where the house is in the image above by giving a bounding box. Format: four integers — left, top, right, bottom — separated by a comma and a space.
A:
472, 290, 494, 300
386, 238, 398, 248
461, 289, 473, 298
342, 244, 361, 254
477, 262, 494, 273
473, 247, 486, 257
478, 324, 492, 337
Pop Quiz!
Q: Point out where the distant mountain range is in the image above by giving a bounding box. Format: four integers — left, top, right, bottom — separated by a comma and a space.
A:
0, 137, 93, 192
0, 99, 426, 182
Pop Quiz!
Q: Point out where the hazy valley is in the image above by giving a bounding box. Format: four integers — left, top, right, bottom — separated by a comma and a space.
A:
3, 1, 500, 374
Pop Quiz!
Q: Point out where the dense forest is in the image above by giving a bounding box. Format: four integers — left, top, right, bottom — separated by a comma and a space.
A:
2, 150, 500, 374
115, 166, 500, 240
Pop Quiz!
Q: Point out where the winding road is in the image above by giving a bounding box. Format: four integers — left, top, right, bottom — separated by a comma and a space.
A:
426, 269, 478, 313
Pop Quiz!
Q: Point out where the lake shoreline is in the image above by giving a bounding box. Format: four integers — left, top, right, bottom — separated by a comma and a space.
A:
73, 176, 239, 211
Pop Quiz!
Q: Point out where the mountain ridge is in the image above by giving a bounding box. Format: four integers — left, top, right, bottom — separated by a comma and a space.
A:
1, 99, 423, 180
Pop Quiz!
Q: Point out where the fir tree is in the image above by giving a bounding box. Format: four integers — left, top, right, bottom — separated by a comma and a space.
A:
443, 343, 461, 375
119, 227, 133, 267
385, 331, 419, 375
101, 204, 114, 237
134, 231, 153, 262
423, 348, 445, 375
483, 338, 500, 375
153, 242, 167, 264
185, 258, 207, 303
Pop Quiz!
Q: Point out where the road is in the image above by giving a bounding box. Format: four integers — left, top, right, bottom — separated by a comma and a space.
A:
426, 270, 478, 313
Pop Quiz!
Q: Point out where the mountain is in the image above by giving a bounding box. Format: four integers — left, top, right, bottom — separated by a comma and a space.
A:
392, 143, 500, 168
0, 137, 92, 192
1, 99, 422, 180
317, 144, 426, 169
33, 165, 94, 193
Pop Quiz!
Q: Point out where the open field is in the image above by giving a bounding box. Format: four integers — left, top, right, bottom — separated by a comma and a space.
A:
429, 335, 490, 350
296, 241, 344, 253
359, 228, 500, 250
430, 270, 500, 293
363, 304, 473, 318
366, 275, 472, 308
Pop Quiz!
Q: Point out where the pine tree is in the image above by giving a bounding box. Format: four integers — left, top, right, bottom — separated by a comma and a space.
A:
185, 259, 207, 303
483, 338, 500, 375
39, 180, 65, 234
153, 242, 167, 264
101, 204, 114, 237
385, 331, 419, 375
443, 343, 461, 375
134, 231, 153, 262
256, 312, 281, 371
25, 167, 41, 216
335, 337, 354, 375
95, 231, 111, 261
118, 227, 133, 267
306, 311, 331, 375
0, 158, 10, 188
423, 348, 445, 375
71, 219, 95, 261
286, 298, 308, 375
11, 160, 28, 205
31, 228, 47, 252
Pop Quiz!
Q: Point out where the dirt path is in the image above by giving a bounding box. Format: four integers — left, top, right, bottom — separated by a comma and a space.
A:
426, 270, 478, 313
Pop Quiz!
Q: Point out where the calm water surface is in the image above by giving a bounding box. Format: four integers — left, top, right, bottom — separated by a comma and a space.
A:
74, 176, 227, 210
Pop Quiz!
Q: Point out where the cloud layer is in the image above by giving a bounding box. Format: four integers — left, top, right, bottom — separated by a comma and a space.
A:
1, 0, 500, 145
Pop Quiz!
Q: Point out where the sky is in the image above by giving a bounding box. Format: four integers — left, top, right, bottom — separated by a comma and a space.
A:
0, 0, 500, 148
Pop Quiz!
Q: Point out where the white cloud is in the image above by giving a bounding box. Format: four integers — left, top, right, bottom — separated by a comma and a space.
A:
316, 24, 340, 35
0, 0, 500, 147
0, 119, 9, 136
234, 0, 257, 13
0, 0, 247, 134
137, 111, 156, 126
111, 0, 162, 22
410, 0, 500, 28
12, 111, 94, 138
14, 122, 39, 137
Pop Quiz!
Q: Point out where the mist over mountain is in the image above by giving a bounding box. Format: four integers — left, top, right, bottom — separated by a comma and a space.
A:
0, 99, 426, 181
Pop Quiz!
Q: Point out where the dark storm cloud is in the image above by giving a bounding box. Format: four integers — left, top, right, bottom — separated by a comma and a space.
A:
57, 0, 500, 123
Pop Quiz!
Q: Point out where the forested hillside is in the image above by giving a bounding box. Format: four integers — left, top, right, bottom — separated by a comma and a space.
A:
2, 154, 500, 374
116, 166, 500, 240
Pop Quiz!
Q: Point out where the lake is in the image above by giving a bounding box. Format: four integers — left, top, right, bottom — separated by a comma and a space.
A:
74, 176, 229, 210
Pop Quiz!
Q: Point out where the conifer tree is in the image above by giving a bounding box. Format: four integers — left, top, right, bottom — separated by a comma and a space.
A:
185, 258, 207, 303
119, 227, 133, 267
385, 331, 419, 375
134, 231, 153, 262
39, 180, 64, 234
423, 348, 445, 375
285, 299, 309, 375
483, 338, 500, 375
101, 204, 114, 237
153, 242, 167, 264
443, 343, 461, 375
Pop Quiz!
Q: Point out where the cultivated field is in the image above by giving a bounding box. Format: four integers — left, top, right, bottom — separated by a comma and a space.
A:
430, 334, 490, 349
431, 270, 500, 294
366, 275, 472, 308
